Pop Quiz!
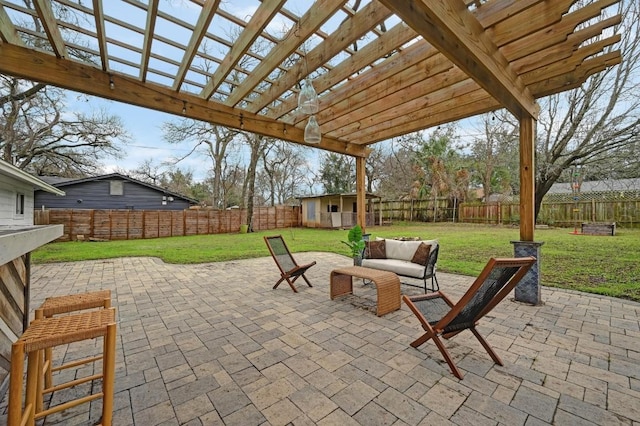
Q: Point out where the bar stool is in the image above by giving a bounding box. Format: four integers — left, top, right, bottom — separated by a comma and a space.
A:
35, 290, 111, 393
8, 307, 117, 426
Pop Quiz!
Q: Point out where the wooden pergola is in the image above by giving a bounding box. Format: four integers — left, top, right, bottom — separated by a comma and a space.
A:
0, 0, 623, 242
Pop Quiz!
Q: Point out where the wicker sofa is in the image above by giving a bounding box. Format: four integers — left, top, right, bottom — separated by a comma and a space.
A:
361, 238, 439, 292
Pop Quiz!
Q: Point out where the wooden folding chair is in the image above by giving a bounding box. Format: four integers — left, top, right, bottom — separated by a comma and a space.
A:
264, 235, 316, 292
403, 256, 536, 379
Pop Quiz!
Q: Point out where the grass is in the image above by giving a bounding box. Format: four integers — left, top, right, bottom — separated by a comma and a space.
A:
32, 222, 640, 301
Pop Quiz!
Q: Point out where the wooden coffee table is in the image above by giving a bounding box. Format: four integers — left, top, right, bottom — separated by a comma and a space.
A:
330, 266, 401, 316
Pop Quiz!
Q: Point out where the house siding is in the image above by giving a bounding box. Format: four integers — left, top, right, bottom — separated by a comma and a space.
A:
0, 174, 34, 225
35, 180, 192, 210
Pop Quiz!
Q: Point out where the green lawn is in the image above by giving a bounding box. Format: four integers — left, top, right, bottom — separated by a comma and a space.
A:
32, 222, 640, 301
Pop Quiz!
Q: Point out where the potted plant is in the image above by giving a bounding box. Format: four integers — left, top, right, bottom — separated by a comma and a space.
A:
342, 224, 367, 265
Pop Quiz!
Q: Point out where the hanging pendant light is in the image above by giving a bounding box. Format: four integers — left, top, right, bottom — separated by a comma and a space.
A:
298, 78, 319, 114
304, 115, 321, 144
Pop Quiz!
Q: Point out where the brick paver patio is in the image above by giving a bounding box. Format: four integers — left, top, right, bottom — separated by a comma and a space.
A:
1, 253, 639, 425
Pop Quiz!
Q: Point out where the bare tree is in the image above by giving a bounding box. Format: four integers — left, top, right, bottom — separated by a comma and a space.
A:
162, 119, 240, 208
241, 133, 273, 230
0, 77, 128, 176
492, 1, 640, 218
258, 142, 309, 205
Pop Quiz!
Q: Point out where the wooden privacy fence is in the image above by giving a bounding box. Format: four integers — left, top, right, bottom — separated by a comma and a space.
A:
34, 206, 301, 242
372, 198, 454, 223
458, 198, 640, 227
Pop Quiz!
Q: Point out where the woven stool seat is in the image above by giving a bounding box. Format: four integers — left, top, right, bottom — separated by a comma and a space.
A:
35, 289, 112, 411
21, 308, 115, 352
37, 289, 111, 317
8, 307, 117, 426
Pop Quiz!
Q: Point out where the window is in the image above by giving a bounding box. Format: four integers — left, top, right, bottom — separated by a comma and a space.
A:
15, 193, 25, 215
327, 204, 338, 213
110, 180, 124, 196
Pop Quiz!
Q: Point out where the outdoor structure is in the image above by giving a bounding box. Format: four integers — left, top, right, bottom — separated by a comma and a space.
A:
0, 160, 63, 396
299, 192, 380, 228
0, 0, 626, 387
35, 173, 198, 211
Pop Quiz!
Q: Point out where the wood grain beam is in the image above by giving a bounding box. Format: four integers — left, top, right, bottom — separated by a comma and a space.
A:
172, 0, 220, 92
379, 0, 538, 118
300, 40, 435, 125
225, 0, 344, 107
511, 17, 621, 74
322, 56, 456, 135
0, 43, 367, 158
335, 81, 490, 144
521, 37, 621, 85
0, 5, 25, 45
92, 0, 109, 71
501, 0, 621, 62
139, 0, 159, 82
33, 0, 68, 58
489, 0, 575, 47
247, 1, 392, 114
519, 116, 536, 241
200, 0, 287, 100
474, 0, 545, 28
528, 51, 621, 98
267, 22, 417, 120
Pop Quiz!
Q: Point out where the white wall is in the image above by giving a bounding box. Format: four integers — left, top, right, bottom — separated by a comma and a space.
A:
0, 174, 34, 226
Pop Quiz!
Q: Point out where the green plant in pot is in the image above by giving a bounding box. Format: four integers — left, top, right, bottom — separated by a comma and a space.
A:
342, 224, 366, 265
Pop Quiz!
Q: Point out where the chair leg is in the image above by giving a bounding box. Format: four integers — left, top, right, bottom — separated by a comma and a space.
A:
8, 342, 25, 426
431, 335, 464, 379
300, 274, 313, 288
102, 323, 117, 426
470, 327, 503, 365
285, 278, 298, 293
273, 277, 286, 290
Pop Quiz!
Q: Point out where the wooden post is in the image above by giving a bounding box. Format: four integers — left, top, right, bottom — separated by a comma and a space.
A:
355, 156, 366, 231
519, 115, 536, 242
512, 114, 543, 305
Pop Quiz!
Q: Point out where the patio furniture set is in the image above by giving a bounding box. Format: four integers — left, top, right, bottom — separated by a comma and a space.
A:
265, 235, 535, 380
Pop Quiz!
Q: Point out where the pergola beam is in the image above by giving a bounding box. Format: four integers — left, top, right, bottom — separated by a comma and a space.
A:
379, 0, 539, 119
92, 0, 109, 71
225, 0, 345, 107
0, 5, 25, 45
0, 43, 368, 158
268, 22, 417, 121
172, 0, 220, 92
33, 0, 68, 58
247, 1, 392, 114
139, 0, 159, 82
201, 0, 287, 100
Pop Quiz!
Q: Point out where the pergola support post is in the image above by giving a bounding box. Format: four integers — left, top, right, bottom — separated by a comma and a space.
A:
513, 115, 543, 305
356, 157, 366, 232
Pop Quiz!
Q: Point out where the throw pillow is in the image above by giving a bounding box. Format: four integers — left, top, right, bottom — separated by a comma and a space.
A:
411, 243, 431, 265
366, 240, 386, 259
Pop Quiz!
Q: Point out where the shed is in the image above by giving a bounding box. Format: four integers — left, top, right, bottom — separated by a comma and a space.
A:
35, 173, 198, 211
299, 192, 381, 229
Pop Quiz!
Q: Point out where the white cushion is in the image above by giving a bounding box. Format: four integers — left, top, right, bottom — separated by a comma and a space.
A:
380, 238, 439, 261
